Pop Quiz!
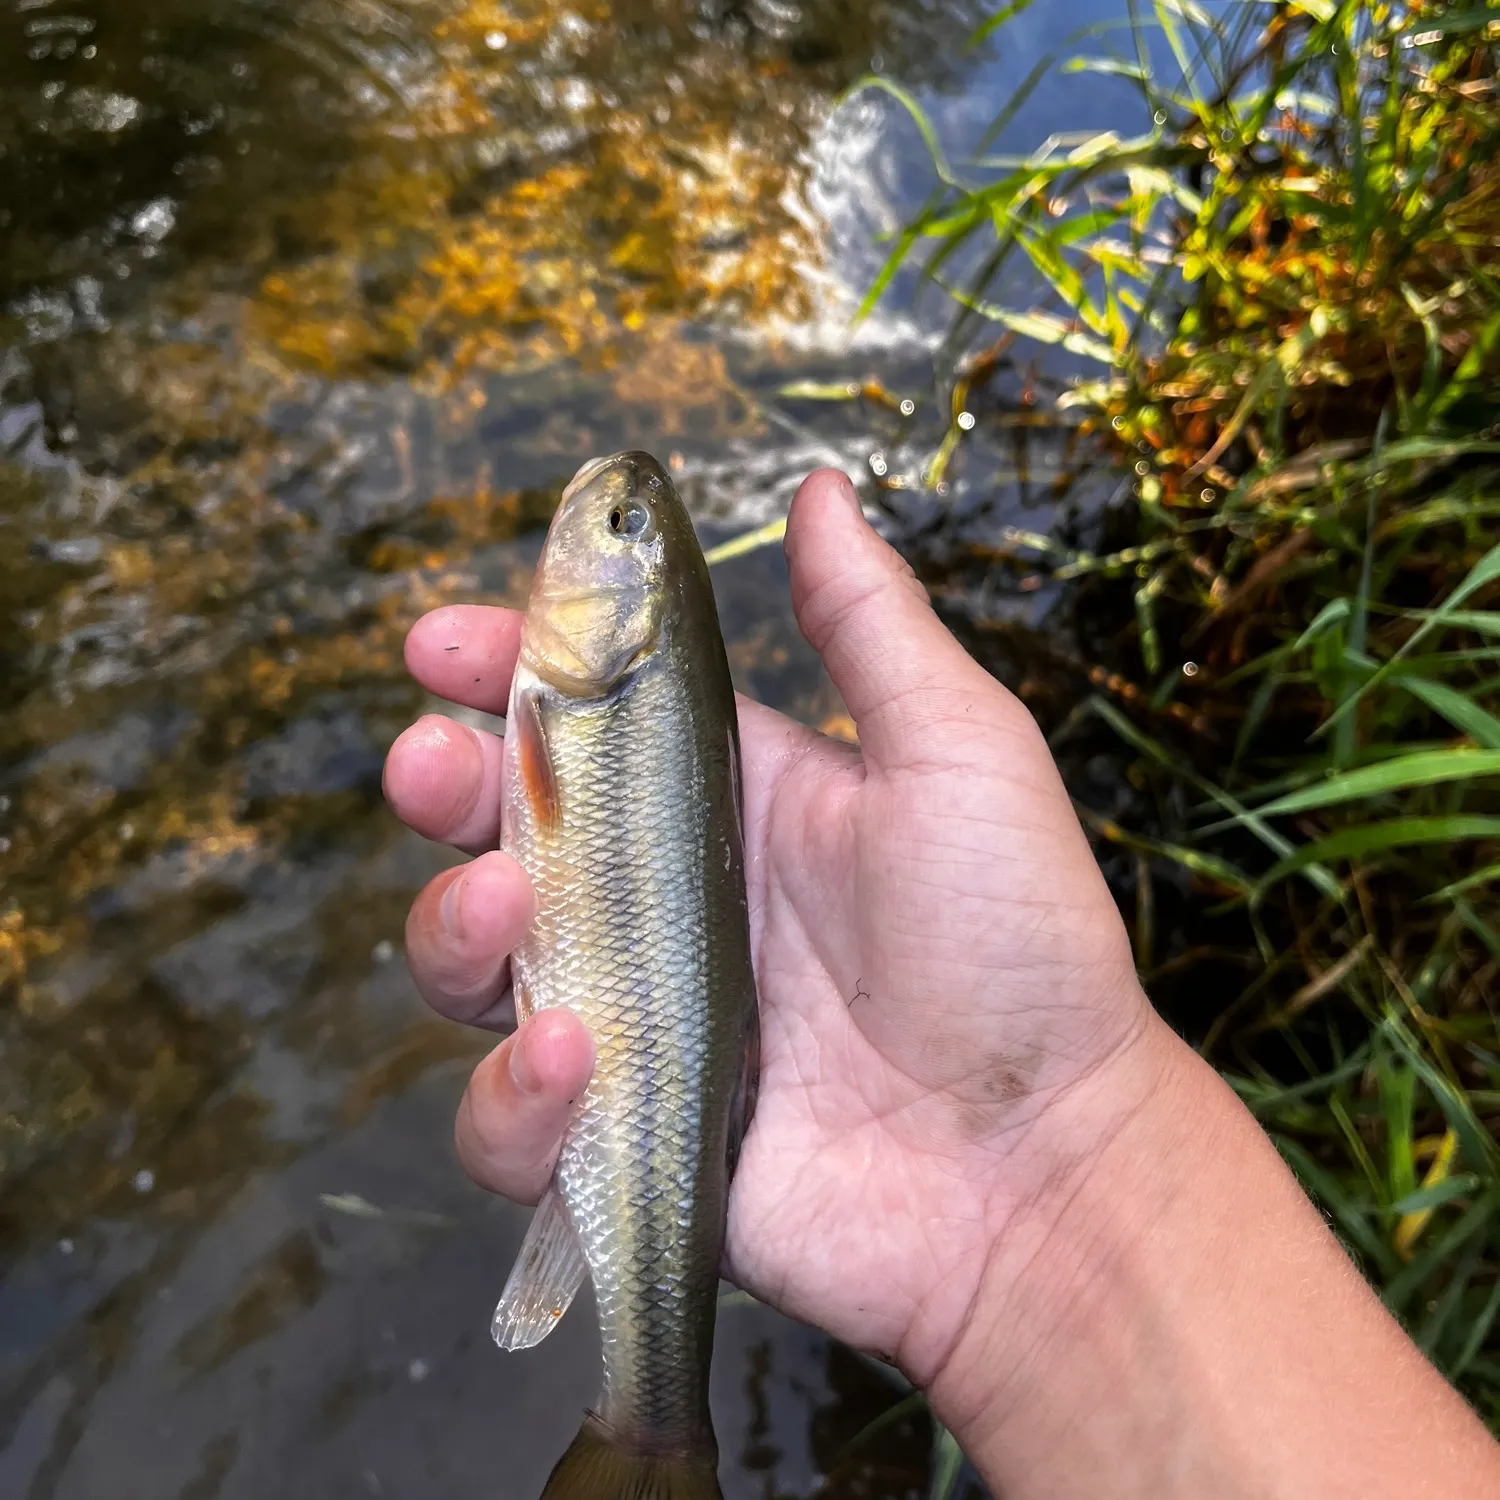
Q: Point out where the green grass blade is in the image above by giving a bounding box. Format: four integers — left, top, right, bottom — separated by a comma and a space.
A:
1077, 804, 1254, 893
1276, 1136, 1396, 1274
843, 77, 961, 189
928, 1425, 965, 1500
1316, 542, 1500, 741
1391, 1176, 1483, 1216
1452, 1276, 1500, 1379
1418, 1237, 1486, 1358
1246, 750, 1500, 819
1384, 1017, 1500, 1174
1230, 1049, 1372, 1116
1090, 696, 1342, 899
1400, 678, 1500, 750
703, 518, 788, 567
1384, 1194, 1497, 1316
968, 0, 1037, 50
1257, 818, 1500, 893
1381, 1058, 1418, 1205
1425, 863, 1500, 904
930, 281, 1118, 364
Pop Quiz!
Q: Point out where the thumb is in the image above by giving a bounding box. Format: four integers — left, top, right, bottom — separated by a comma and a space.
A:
784, 469, 999, 770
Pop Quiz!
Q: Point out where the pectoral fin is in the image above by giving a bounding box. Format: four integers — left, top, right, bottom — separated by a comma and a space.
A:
492, 1184, 588, 1350
514, 687, 560, 834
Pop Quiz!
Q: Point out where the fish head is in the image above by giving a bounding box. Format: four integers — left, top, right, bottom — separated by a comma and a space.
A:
522, 451, 703, 697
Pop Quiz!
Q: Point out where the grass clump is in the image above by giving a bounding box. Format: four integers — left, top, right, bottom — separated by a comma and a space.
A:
861, 0, 1500, 1426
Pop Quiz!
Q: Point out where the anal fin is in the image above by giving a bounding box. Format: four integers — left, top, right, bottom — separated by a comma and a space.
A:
492, 1184, 588, 1351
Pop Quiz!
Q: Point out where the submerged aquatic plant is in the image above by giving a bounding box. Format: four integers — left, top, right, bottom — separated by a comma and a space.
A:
848, 0, 1500, 1431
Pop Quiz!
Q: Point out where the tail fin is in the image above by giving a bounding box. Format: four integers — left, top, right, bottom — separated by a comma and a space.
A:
540, 1415, 722, 1500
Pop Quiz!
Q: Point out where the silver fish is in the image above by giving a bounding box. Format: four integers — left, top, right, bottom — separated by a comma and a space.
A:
493, 451, 758, 1500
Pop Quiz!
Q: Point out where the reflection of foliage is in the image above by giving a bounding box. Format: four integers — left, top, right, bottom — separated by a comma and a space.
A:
249, 0, 839, 380
2, 0, 992, 377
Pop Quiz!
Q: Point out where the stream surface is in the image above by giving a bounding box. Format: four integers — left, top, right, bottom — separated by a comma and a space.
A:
0, 4, 1142, 1495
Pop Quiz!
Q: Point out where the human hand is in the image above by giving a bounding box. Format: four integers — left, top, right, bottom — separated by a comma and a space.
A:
383, 468, 1500, 1499
383, 467, 1156, 1382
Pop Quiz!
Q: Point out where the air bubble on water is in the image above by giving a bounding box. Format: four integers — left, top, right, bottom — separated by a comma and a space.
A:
408, 1359, 431, 1383
869, 453, 887, 477
372, 940, 395, 964
956, 411, 976, 431
899, 398, 915, 416
484, 30, 508, 49
133, 1169, 155, 1194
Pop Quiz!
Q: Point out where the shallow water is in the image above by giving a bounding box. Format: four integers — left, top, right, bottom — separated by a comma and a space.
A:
0, 3, 1140, 1495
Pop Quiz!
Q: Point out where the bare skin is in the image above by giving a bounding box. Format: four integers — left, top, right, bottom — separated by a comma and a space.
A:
384, 469, 1500, 1499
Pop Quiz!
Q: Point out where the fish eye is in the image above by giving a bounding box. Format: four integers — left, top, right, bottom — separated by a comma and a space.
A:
607, 501, 650, 539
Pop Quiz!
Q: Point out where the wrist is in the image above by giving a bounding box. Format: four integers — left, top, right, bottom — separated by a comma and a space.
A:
920, 1008, 1201, 1446
922, 1011, 1500, 1500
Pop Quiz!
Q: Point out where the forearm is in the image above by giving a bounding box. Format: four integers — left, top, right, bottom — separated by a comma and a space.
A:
931, 1017, 1500, 1500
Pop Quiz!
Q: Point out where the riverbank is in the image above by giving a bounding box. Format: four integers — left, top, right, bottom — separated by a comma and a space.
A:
873, 1, 1500, 1427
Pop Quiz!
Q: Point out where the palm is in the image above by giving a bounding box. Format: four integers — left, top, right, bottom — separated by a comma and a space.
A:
725, 691, 1139, 1379
384, 469, 1142, 1383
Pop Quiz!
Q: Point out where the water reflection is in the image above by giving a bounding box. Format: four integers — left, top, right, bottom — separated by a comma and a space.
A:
0, 1, 996, 1496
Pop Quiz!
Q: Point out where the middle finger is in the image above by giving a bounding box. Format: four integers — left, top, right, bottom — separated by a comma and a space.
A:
384, 713, 504, 854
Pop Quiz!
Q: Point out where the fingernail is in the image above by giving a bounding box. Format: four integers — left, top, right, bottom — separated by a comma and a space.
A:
509, 1030, 541, 1096
439, 869, 467, 939
832, 470, 861, 513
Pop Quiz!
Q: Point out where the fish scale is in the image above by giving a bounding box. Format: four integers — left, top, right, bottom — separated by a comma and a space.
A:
497, 451, 755, 1499
514, 666, 733, 1387
512, 665, 722, 1440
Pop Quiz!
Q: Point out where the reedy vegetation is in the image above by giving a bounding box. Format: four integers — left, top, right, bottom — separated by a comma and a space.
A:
843, 0, 1500, 1453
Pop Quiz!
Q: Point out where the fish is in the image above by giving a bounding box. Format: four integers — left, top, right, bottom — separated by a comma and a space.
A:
492, 450, 759, 1500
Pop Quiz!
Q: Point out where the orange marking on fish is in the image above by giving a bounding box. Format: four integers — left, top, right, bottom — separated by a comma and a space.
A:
515, 690, 560, 833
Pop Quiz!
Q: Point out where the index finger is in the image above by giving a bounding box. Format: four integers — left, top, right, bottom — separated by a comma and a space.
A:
405, 604, 524, 715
